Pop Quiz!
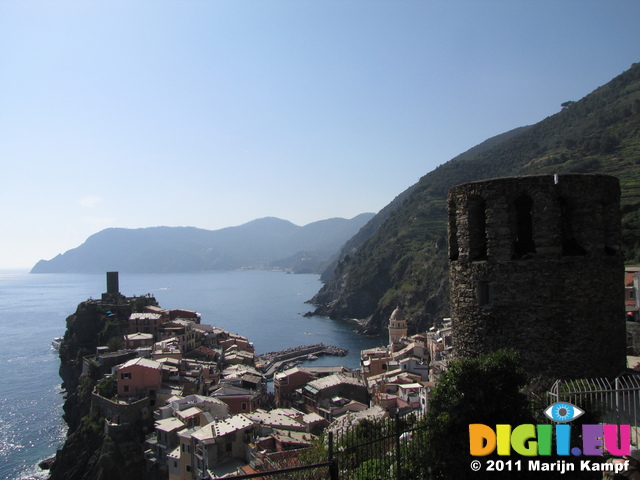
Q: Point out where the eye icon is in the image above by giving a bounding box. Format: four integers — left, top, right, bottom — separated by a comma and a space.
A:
544, 402, 585, 423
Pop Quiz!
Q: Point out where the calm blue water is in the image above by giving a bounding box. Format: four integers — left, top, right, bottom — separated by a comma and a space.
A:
0, 270, 383, 480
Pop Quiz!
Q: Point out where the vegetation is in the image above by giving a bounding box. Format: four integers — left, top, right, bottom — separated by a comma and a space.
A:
315, 62, 640, 333
422, 349, 534, 479
96, 374, 117, 399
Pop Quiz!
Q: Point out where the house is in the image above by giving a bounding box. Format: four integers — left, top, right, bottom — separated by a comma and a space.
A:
189, 415, 256, 480
181, 358, 220, 394
222, 348, 255, 367
219, 333, 255, 354
626, 267, 640, 322
124, 332, 154, 350
116, 357, 163, 399
158, 320, 197, 353
301, 373, 369, 421
169, 309, 201, 323
209, 384, 264, 414
246, 409, 308, 434
176, 406, 210, 429
146, 416, 186, 467
360, 347, 391, 379
274, 366, 316, 408
129, 312, 164, 336
153, 338, 183, 361
158, 394, 229, 421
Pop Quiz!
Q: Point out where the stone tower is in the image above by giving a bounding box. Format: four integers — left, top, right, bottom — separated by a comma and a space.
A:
106, 271, 120, 295
388, 307, 408, 349
447, 174, 625, 379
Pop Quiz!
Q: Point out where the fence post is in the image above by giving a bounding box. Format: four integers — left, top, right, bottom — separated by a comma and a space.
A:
395, 413, 402, 479
328, 431, 339, 480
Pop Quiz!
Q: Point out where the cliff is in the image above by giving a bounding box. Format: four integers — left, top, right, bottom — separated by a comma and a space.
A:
308, 62, 640, 335
49, 293, 160, 480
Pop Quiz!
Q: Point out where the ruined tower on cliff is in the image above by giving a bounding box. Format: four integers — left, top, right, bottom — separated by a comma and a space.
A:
447, 174, 625, 379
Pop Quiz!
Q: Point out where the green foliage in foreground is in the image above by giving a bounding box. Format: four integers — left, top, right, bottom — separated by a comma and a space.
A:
422, 349, 534, 479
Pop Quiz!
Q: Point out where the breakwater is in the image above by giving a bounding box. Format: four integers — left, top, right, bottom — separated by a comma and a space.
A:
256, 343, 348, 378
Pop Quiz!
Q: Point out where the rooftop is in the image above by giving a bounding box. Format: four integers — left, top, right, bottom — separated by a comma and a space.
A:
155, 416, 186, 433
306, 373, 364, 391
119, 357, 162, 370
192, 414, 255, 443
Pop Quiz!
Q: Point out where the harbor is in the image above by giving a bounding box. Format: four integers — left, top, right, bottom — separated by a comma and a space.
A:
255, 343, 348, 378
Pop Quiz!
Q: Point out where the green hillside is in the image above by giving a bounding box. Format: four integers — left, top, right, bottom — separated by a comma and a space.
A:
309, 62, 640, 334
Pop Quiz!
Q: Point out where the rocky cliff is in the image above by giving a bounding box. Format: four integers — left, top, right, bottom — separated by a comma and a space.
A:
48, 293, 159, 480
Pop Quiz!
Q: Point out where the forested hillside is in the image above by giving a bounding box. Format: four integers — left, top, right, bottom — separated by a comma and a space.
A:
309, 62, 640, 335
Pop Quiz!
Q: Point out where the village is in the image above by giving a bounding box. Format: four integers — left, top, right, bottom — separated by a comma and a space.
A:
76, 252, 640, 480
79, 272, 455, 480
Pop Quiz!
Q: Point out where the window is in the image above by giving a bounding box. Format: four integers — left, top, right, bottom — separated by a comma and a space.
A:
477, 281, 493, 307
631, 291, 636, 300
226, 442, 232, 453
121, 372, 131, 380
468, 196, 487, 260
186, 465, 191, 472
182, 443, 190, 453
241, 402, 248, 412
560, 197, 586, 256
513, 195, 536, 257
123, 385, 130, 393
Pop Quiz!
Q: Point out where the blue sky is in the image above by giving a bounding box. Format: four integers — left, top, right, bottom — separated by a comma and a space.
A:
1, 1, 639, 269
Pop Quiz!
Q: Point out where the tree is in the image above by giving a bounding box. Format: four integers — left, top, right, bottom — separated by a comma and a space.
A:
107, 335, 124, 352
422, 349, 534, 479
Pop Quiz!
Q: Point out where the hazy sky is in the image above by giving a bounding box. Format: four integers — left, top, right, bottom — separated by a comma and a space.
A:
2, 1, 639, 269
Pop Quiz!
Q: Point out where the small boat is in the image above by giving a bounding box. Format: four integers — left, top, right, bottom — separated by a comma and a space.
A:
51, 337, 63, 350
307, 354, 318, 360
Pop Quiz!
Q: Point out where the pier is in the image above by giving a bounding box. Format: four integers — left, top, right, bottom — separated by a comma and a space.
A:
256, 343, 348, 378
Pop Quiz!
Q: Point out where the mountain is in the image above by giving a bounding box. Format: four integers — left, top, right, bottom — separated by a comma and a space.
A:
308, 62, 640, 335
30, 214, 375, 274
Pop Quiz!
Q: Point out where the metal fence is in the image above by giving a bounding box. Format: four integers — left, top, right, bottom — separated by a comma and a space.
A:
227, 415, 429, 480
548, 373, 640, 446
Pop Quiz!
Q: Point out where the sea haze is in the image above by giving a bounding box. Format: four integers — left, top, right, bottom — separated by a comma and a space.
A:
0, 270, 384, 480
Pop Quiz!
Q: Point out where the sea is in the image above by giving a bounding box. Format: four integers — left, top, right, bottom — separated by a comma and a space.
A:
0, 269, 384, 480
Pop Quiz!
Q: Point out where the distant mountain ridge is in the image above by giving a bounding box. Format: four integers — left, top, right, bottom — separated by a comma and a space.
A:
30, 214, 375, 274
308, 62, 640, 335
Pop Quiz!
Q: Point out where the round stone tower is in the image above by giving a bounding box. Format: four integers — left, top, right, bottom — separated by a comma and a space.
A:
448, 174, 625, 379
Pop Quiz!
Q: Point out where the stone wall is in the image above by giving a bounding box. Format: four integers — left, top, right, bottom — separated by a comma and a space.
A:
448, 174, 625, 379
91, 392, 153, 428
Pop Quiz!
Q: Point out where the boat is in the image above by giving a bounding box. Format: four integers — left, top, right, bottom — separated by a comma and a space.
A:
51, 337, 63, 350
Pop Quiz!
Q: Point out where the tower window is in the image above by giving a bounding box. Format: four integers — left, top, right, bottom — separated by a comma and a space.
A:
477, 281, 493, 307
560, 197, 586, 256
468, 196, 487, 260
513, 195, 536, 257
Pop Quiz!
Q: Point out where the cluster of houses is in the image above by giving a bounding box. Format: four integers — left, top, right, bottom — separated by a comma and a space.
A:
84, 267, 640, 479
86, 296, 452, 480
